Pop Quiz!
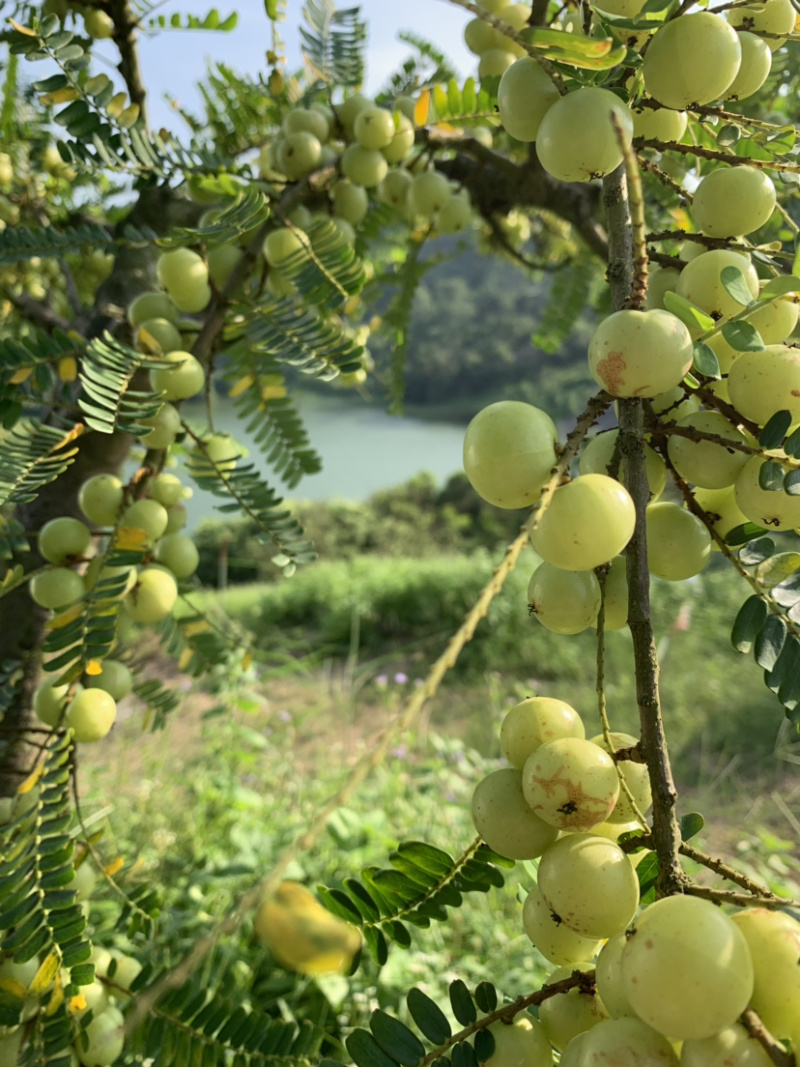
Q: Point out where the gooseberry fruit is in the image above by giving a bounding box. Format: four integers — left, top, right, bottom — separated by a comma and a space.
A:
65, 689, 117, 743
642, 13, 742, 108
536, 87, 634, 184
500, 696, 585, 769
522, 737, 620, 830
463, 401, 558, 510
692, 166, 776, 238
38, 516, 92, 564
471, 768, 559, 860
530, 474, 636, 572
150, 351, 206, 401
528, 563, 601, 634
588, 309, 694, 398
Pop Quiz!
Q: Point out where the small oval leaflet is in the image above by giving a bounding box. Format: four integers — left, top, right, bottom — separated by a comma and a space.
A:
754, 613, 787, 671
449, 979, 477, 1027
730, 595, 769, 654
407, 987, 452, 1046
370, 1009, 426, 1067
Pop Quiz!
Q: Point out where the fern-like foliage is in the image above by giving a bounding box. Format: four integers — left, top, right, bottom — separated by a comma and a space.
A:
0, 327, 83, 390
380, 31, 459, 98
79, 333, 166, 435
0, 420, 81, 507
162, 186, 271, 249
228, 299, 364, 382
274, 219, 366, 310
193, 62, 279, 157
0, 221, 115, 264
154, 601, 252, 680
145, 8, 239, 31
0, 734, 93, 1045
318, 838, 512, 967
429, 77, 497, 124
18, 1000, 77, 1067
301, 0, 366, 88
532, 254, 596, 355
132, 676, 182, 730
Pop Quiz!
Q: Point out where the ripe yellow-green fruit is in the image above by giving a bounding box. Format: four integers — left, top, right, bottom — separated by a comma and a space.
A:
86, 659, 133, 702
341, 144, 388, 188
595, 933, 638, 1019
646, 502, 711, 581
190, 432, 240, 472
34, 679, 79, 728
644, 267, 680, 311
138, 402, 182, 449
528, 563, 601, 634
523, 737, 620, 830
84, 9, 114, 38
692, 167, 776, 238
632, 106, 687, 143
134, 316, 183, 355
621, 895, 754, 1039
149, 472, 184, 508
154, 533, 200, 579
539, 963, 608, 1051
254, 881, 362, 975
483, 1015, 553, 1067
588, 309, 694, 398
436, 194, 473, 236
65, 689, 117, 743
735, 455, 800, 530
650, 385, 700, 422
381, 114, 415, 164
731, 908, 800, 1037
500, 696, 585, 769
728, 0, 796, 50
580, 1017, 679, 1066
464, 17, 503, 54
263, 227, 308, 268
30, 567, 85, 610
278, 131, 322, 180
283, 107, 329, 142
693, 485, 748, 547
331, 179, 369, 225
150, 350, 206, 401
471, 768, 559, 859
123, 566, 178, 624
207, 243, 244, 290
478, 48, 517, 78
353, 106, 395, 149
38, 516, 93, 564
108, 951, 142, 994
497, 57, 560, 141
76, 1005, 125, 1066
589, 731, 651, 823
523, 882, 602, 966
463, 400, 558, 510
120, 499, 168, 544
530, 474, 636, 571
667, 411, 749, 489
642, 13, 742, 108
728, 346, 800, 426
164, 502, 188, 534
681, 1024, 773, 1067
536, 88, 633, 184
79, 474, 124, 527
407, 171, 452, 217
337, 93, 372, 135
580, 429, 667, 501
676, 250, 759, 322
128, 291, 179, 327
725, 32, 772, 99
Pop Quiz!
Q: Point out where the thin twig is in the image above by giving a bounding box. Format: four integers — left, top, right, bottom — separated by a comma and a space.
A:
612, 114, 648, 309
638, 137, 800, 174
740, 1009, 795, 1067
680, 839, 789, 901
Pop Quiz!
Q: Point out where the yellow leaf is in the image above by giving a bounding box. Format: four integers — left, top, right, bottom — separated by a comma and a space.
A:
182, 620, 210, 638
260, 385, 287, 401
106, 92, 128, 118
54, 423, 85, 450
433, 122, 457, 134
18, 765, 43, 796
68, 993, 87, 1014
343, 295, 361, 316
178, 647, 193, 671
432, 84, 448, 118
229, 374, 255, 399
242, 652, 252, 670
0, 977, 28, 1000
45, 977, 64, 1015
254, 882, 362, 976
9, 367, 32, 384
10, 19, 36, 35
30, 951, 61, 996
59, 356, 78, 382
39, 88, 79, 106
413, 90, 430, 128
85, 659, 103, 676
118, 104, 140, 129
47, 602, 85, 630
115, 526, 149, 551
104, 856, 124, 878
67, 329, 84, 343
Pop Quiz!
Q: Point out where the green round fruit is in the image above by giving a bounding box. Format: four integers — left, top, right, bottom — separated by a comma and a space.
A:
30, 567, 85, 610
138, 402, 182, 449
153, 533, 199, 579
65, 688, 117, 743
38, 516, 92, 564
621, 895, 754, 1039
527, 563, 601, 634
644, 267, 680, 311
478, 49, 516, 79
681, 1024, 773, 1067
748, 293, 799, 345
731, 908, 800, 1038
579, 1017, 679, 1066
34, 678, 72, 727
283, 107, 329, 142
164, 503, 188, 534
149, 472, 184, 508
127, 292, 179, 328
72, 862, 96, 903
190, 432, 240, 472
484, 1015, 553, 1067
263, 227, 308, 268
381, 114, 415, 164
693, 166, 776, 238
331, 180, 369, 225
170, 280, 211, 314
667, 411, 749, 489
464, 17, 503, 54
471, 768, 559, 860
632, 106, 687, 142
728, 345, 800, 426
580, 430, 667, 501
436, 194, 473, 236
649, 385, 701, 421
156, 247, 208, 295
407, 171, 452, 218
642, 13, 742, 108
108, 951, 142, 994
341, 145, 388, 188
530, 474, 636, 572
497, 57, 560, 141
676, 250, 759, 322
84, 9, 114, 38
278, 131, 322, 180
646, 502, 711, 581
86, 659, 132, 702
725, 31, 772, 98
522, 882, 603, 967
735, 455, 800, 530
595, 933, 638, 1019
588, 309, 694, 398
123, 565, 178, 624
353, 106, 395, 150
76, 1005, 125, 1066
536, 87, 634, 184
522, 737, 620, 830
120, 499, 168, 544
337, 93, 372, 135
692, 485, 748, 547
596, 555, 629, 631
134, 316, 183, 355
588, 731, 651, 823
150, 350, 206, 401
79, 474, 124, 527
500, 696, 585, 769
463, 401, 559, 510
539, 963, 608, 1051
728, 0, 796, 49
207, 244, 244, 290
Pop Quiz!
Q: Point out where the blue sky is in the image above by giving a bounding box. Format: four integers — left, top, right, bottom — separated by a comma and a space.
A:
114, 1, 476, 130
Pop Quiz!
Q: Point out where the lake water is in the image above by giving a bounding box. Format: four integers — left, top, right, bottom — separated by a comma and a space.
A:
176, 391, 468, 529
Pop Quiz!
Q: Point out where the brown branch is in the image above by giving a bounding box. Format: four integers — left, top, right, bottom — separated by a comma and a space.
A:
679, 840, 789, 901
686, 881, 800, 910
1, 287, 71, 332
637, 154, 693, 202
689, 103, 785, 133
638, 137, 800, 174
646, 229, 735, 251
740, 1009, 796, 1067
108, 0, 147, 124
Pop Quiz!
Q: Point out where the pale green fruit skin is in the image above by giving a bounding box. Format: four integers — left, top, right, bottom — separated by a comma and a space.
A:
331, 180, 369, 225
407, 171, 452, 218
539, 963, 608, 1052
353, 107, 395, 149
649, 386, 701, 422
646, 502, 711, 581
692, 167, 776, 238
30, 567, 86, 609
464, 17, 503, 54
266, 269, 297, 297
124, 566, 178, 624
128, 292, 179, 328
559, 1034, 587, 1067
150, 350, 206, 401
588, 309, 694, 398
207, 244, 244, 290
86, 659, 132, 702
500, 697, 585, 769
643, 13, 742, 108
725, 32, 772, 98
379, 170, 413, 208
79, 475, 124, 527
484, 1015, 553, 1067
120, 499, 168, 544
0, 955, 40, 992
337, 93, 372, 133
528, 563, 600, 635
138, 402, 182, 449
580, 429, 667, 501
596, 555, 628, 631
72, 860, 96, 902
331, 216, 356, 246
693, 485, 748, 548
498, 57, 560, 141
728, 0, 795, 49
728, 345, 800, 425
478, 48, 516, 78
463, 401, 558, 510
38, 516, 92, 563
667, 411, 749, 489
748, 294, 799, 345
735, 455, 800, 530
381, 115, 415, 164
34, 679, 72, 727
632, 107, 687, 142
72, 979, 110, 1018
90, 946, 113, 979
523, 737, 620, 830
595, 933, 638, 1019
580, 1017, 679, 1066
341, 145, 388, 188
588, 731, 651, 823
84, 9, 114, 38
531, 474, 636, 572
149, 473, 183, 508
538, 834, 640, 938
471, 768, 559, 860
108, 952, 142, 994
436, 195, 473, 236
76, 1005, 125, 1067
279, 131, 322, 180
681, 1024, 773, 1067
65, 689, 117, 744
644, 267, 680, 311
676, 250, 759, 321
283, 107, 329, 142
191, 432, 240, 472
164, 503, 188, 534
153, 533, 200, 579
536, 88, 634, 184
134, 316, 183, 355
622, 895, 754, 1040
522, 882, 602, 966
170, 279, 211, 313
0, 1028, 22, 1064
731, 908, 800, 1038
156, 248, 208, 299
263, 228, 307, 268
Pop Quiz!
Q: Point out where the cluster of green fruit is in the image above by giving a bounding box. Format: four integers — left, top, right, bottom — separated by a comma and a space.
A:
0, 936, 141, 1065
41, 0, 114, 40
472, 696, 800, 1065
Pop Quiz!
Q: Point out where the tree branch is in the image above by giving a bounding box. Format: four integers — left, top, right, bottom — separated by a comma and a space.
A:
1, 287, 71, 332
108, 0, 147, 124
740, 1009, 796, 1067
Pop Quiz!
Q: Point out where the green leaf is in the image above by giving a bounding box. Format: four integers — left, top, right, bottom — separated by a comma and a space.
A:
663, 291, 716, 334
720, 266, 756, 307
519, 26, 628, 68
370, 1011, 425, 1067
347, 1028, 401, 1067
317, 886, 362, 924
759, 410, 792, 449
407, 988, 451, 1045
363, 925, 389, 966
716, 124, 740, 147
785, 469, 800, 496
726, 522, 770, 546
754, 613, 786, 670
692, 342, 720, 379
784, 425, 800, 459
344, 879, 381, 922
758, 460, 785, 492
720, 320, 764, 352
758, 276, 800, 300
755, 552, 800, 589
739, 538, 775, 566
473, 1030, 495, 1062
679, 812, 704, 841
635, 851, 658, 903
731, 595, 768, 653
449, 980, 477, 1027
766, 633, 800, 693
